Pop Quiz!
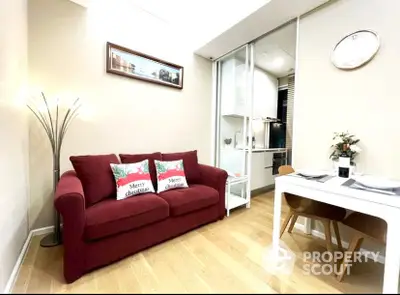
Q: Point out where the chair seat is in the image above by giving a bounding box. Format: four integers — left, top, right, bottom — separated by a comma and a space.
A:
158, 184, 219, 216
85, 193, 169, 241
302, 200, 347, 221
342, 212, 387, 243
286, 193, 346, 221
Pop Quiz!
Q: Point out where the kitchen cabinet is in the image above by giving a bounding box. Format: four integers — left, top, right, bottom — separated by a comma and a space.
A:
221, 59, 248, 117
250, 151, 275, 190
220, 60, 278, 121
253, 68, 278, 119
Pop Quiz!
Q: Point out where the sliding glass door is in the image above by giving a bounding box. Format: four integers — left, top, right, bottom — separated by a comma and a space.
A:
214, 44, 254, 213
212, 20, 297, 216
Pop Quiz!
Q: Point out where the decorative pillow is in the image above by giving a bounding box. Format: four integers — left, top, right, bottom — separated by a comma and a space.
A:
70, 154, 120, 207
161, 150, 200, 184
155, 159, 188, 193
110, 160, 155, 200
119, 152, 161, 190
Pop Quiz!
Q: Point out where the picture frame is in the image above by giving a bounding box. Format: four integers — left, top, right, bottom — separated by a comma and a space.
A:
106, 42, 184, 89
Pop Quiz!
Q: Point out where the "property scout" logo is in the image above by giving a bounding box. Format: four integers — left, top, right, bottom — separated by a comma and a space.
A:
302, 250, 381, 276
262, 242, 381, 278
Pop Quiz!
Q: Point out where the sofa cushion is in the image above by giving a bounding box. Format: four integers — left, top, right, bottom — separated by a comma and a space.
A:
70, 154, 119, 207
161, 150, 200, 184
158, 184, 219, 216
120, 152, 161, 189
84, 193, 169, 241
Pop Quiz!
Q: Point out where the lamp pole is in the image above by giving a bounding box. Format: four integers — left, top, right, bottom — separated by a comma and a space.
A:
39, 152, 61, 247
27, 92, 81, 247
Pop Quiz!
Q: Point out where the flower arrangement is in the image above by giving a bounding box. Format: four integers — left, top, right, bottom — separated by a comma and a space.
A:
329, 131, 361, 165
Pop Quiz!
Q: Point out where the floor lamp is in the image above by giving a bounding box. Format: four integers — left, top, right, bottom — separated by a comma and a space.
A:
27, 93, 81, 247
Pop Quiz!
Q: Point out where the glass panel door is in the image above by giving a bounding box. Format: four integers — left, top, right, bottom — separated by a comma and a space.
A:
214, 44, 254, 215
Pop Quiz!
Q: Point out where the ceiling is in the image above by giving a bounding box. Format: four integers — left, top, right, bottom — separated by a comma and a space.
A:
129, 0, 270, 46
68, 0, 91, 7
254, 22, 297, 77
234, 22, 296, 78
68, 0, 330, 69
67, 0, 271, 51
195, 0, 332, 60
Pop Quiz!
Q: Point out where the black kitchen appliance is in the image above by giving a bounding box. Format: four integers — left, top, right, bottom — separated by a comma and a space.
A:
268, 88, 288, 149
272, 152, 287, 175
268, 122, 286, 148
277, 89, 288, 123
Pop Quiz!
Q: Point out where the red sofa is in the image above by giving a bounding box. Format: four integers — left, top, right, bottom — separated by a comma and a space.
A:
55, 151, 228, 283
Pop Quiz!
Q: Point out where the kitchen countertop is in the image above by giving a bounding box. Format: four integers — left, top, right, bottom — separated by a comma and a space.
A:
235, 148, 287, 153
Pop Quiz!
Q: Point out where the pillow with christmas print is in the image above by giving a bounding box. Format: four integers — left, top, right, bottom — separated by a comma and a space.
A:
155, 159, 189, 193
110, 159, 155, 200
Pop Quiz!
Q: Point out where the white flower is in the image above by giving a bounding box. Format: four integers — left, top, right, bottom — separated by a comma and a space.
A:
350, 145, 362, 153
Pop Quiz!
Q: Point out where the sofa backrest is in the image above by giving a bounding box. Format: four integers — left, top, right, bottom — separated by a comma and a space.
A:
161, 150, 201, 184
69, 151, 201, 207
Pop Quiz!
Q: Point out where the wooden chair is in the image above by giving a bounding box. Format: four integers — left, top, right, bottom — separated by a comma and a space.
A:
278, 165, 347, 254
336, 212, 387, 281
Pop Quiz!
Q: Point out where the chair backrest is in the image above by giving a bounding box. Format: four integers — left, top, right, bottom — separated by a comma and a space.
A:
278, 165, 295, 176
278, 165, 312, 212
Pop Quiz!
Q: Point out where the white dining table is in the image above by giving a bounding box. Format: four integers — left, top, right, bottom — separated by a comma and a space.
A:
272, 174, 400, 294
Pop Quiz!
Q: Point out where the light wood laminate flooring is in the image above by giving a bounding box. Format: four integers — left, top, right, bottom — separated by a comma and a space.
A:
13, 192, 385, 293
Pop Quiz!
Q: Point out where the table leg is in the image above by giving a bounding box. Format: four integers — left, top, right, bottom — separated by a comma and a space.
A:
272, 186, 283, 251
383, 219, 400, 294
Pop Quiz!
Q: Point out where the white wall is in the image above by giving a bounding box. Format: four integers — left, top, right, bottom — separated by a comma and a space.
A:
28, 0, 213, 229
293, 0, 400, 252
0, 0, 29, 292
278, 76, 289, 88
294, 0, 400, 179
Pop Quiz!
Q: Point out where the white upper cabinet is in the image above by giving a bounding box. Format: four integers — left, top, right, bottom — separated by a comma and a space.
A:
221, 58, 278, 120
221, 58, 248, 117
253, 68, 278, 119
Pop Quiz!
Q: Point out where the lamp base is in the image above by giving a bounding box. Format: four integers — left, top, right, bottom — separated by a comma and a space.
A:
40, 232, 61, 247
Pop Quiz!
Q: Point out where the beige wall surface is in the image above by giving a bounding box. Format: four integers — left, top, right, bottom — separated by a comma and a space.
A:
294, 0, 400, 178
293, 0, 400, 253
0, 0, 30, 291
28, 0, 213, 229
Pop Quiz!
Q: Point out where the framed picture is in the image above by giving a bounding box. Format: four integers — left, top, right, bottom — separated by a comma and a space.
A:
106, 42, 184, 89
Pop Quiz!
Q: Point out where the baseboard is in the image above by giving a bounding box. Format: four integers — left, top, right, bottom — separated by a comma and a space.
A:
4, 230, 33, 294
31, 225, 54, 237
4, 225, 55, 294
294, 223, 385, 264
251, 184, 275, 197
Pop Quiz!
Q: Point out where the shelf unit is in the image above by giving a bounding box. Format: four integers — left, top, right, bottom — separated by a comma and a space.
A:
225, 175, 249, 216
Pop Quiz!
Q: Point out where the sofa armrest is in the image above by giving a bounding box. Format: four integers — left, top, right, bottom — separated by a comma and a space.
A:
198, 164, 228, 219
55, 170, 86, 237
54, 170, 86, 282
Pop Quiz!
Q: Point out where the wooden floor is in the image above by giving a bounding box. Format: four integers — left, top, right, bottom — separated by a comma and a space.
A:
13, 192, 386, 294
